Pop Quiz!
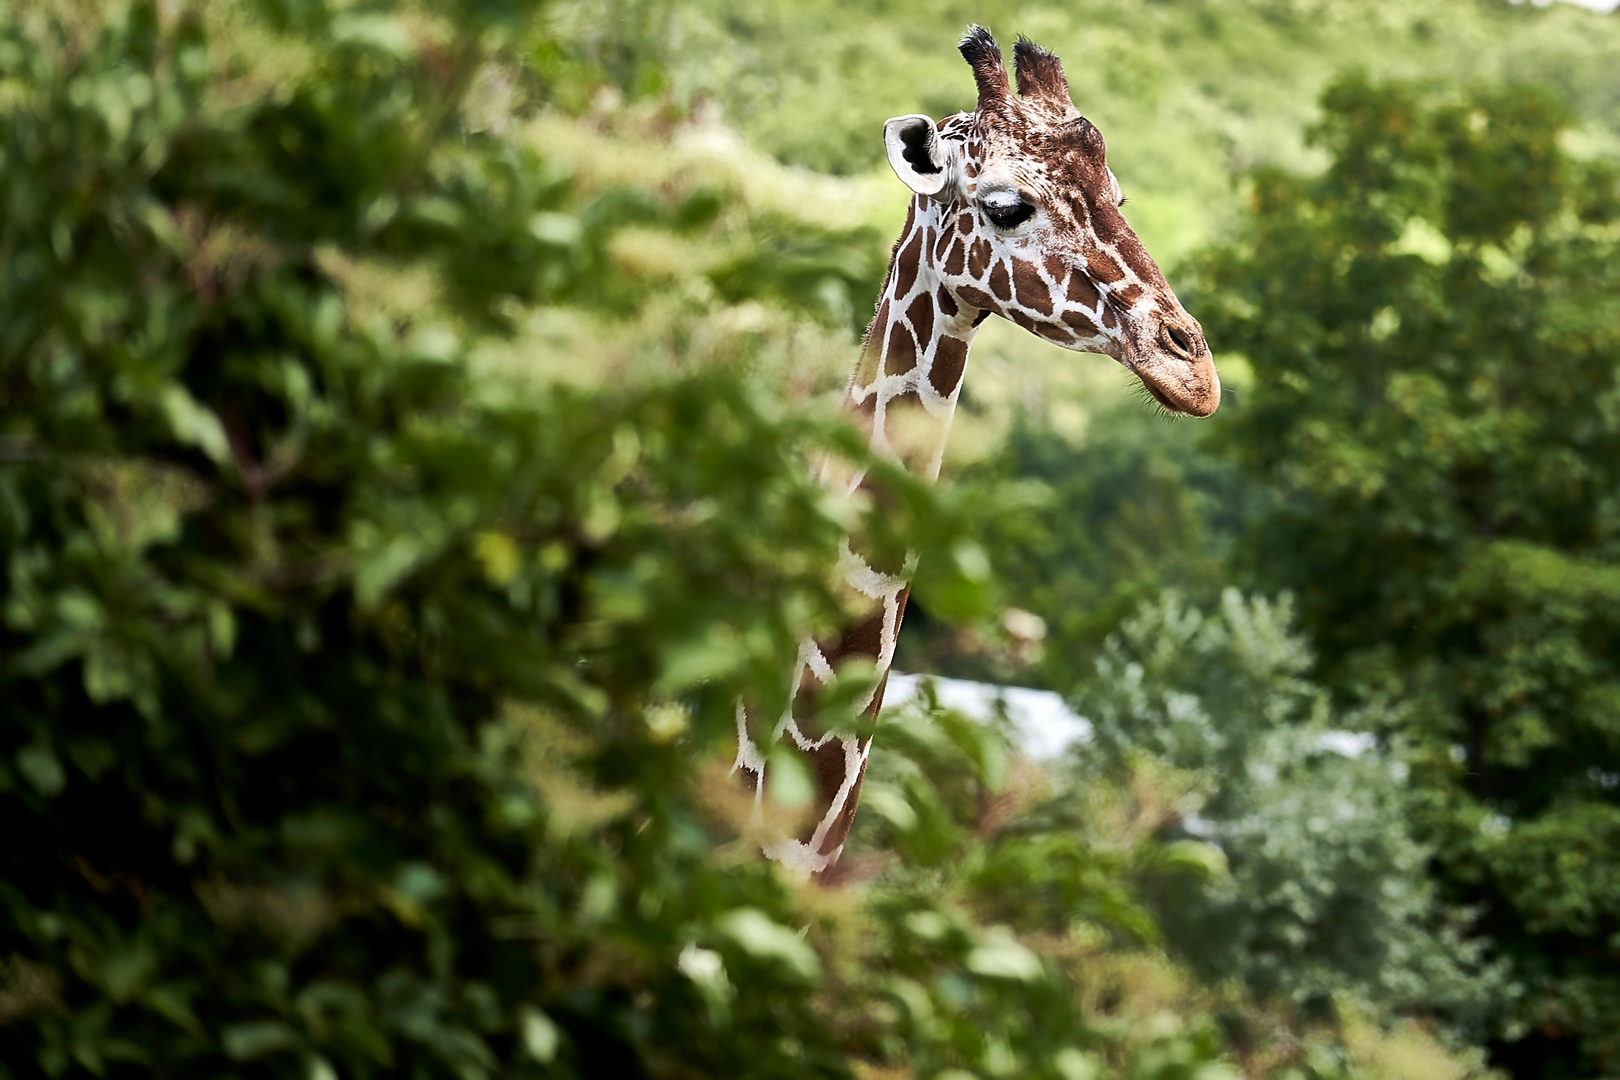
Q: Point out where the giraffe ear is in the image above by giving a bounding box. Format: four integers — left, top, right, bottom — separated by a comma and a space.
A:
883, 115, 951, 197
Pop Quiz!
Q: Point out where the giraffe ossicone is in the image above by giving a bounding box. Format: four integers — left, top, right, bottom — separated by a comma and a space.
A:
733, 25, 1220, 878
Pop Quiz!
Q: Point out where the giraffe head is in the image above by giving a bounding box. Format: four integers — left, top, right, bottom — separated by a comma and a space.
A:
882, 26, 1220, 417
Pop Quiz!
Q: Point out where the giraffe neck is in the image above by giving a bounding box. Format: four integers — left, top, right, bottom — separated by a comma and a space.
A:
735, 195, 982, 877
844, 198, 985, 484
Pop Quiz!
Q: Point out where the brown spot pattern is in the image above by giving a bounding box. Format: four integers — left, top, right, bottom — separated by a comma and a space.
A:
1013, 262, 1052, 314
894, 229, 922, 298
957, 284, 996, 311
937, 285, 958, 317
967, 238, 992, 278
1062, 310, 1099, 335
1007, 308, 1040, 333
869, 298, 891, 342
1086, 252, 1125, 284
935, 229, 953, 260
906, 292, 935, 346
826, 606, 886, 661
1066, 273, 1099, 308
1111, 283, 1144, 308
945, 239, 967, 277
853, 300, 888, 388
812, 741, 867, 859
885, 321, 917, 376
989, 259, 1011, 302
930, 336, 969, 398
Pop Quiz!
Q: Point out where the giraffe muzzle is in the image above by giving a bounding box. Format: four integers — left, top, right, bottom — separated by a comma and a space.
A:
1130, 317, 1219, 417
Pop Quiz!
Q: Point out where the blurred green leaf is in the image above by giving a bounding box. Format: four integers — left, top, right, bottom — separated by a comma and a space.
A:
965, 934, 1043, 982
717, 909, 820, 982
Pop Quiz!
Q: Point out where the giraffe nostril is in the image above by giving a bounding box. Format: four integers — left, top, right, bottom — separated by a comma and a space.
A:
1163, 323, 1197, 358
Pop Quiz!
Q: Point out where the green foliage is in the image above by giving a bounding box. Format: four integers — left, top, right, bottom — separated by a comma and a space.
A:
899, 404, 1253, 686
848, 693, 1295, 1080
1198, 75, 1620, 1076
1072, 591, 1498, 1034
706, 213, 889, 339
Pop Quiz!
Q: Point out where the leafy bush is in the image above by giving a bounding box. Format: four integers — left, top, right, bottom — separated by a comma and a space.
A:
1072, 591, 1498, 1035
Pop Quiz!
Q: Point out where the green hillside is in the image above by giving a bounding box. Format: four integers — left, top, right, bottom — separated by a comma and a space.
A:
559, 0, 1620, 263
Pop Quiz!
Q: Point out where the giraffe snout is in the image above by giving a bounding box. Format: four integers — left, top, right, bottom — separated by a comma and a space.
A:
1132, 313, 1219, 417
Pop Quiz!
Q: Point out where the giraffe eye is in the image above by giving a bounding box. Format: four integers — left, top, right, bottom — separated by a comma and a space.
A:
981, 193, 1035, 230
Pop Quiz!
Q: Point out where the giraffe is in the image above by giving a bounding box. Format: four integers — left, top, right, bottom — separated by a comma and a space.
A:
734, 26, 1220, 877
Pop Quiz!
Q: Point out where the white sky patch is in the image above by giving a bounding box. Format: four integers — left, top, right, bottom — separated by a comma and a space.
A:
884, 672, 1093, 758
885, 673, 1381, 763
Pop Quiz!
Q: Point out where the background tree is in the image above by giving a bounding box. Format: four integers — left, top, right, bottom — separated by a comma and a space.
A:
1197, 75, 1620, 1078
896, 404, 1254, 686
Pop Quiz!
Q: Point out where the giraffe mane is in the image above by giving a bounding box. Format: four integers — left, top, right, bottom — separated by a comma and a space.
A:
1056, 115, 1108, 162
